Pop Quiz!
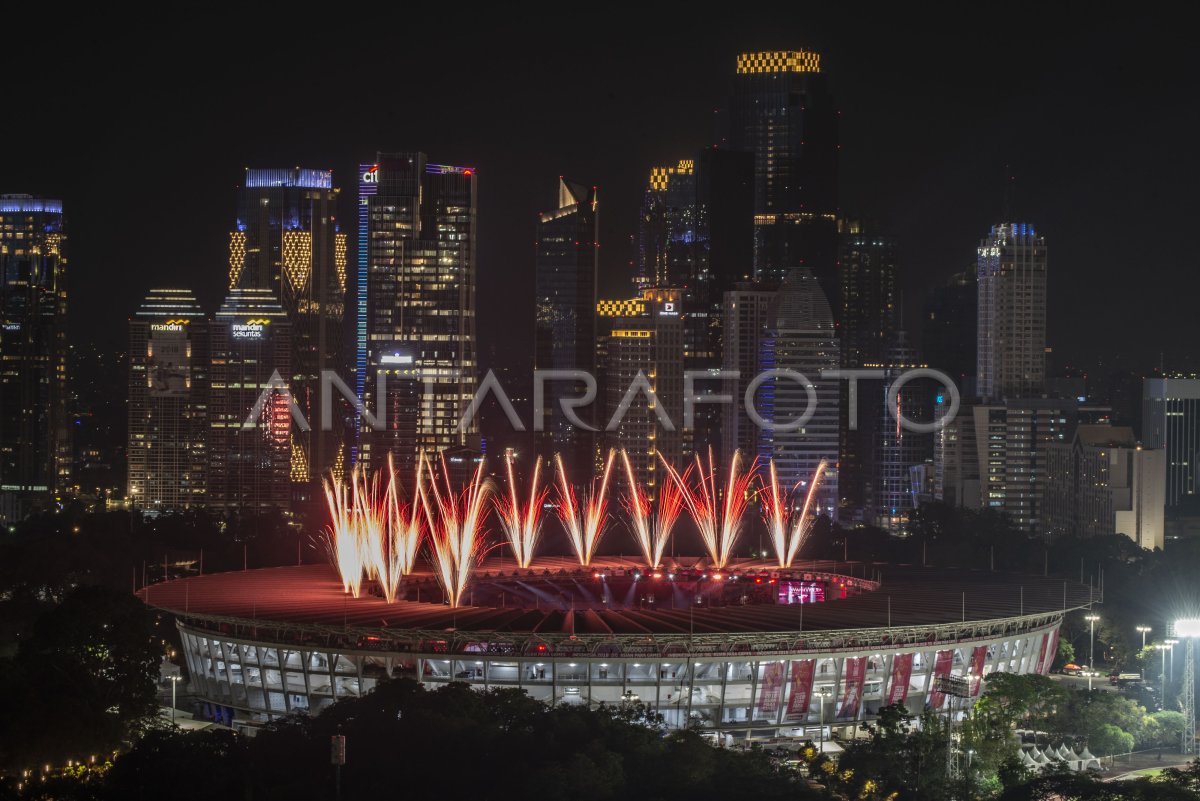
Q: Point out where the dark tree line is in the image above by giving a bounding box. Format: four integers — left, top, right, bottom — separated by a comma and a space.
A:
3, 679, 817, 801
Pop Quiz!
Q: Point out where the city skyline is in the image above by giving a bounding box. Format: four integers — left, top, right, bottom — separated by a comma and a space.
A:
2, 11, 1194, 378
5, 13, 1200, 791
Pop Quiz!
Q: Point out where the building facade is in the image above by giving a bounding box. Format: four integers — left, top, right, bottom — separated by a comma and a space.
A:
722, 286, 777, 469
0, 195, 69, 521
127, 289, 208, 510
1142, 378, 1200, 507
762, 268, 839, 518
870, 334, 933, 531
535, 178, 598, 473
934, 398, 981, 511
839, 220, 897, 369
359, 153, 478, 474
636, 150, 754, 460
729, 51, 838, 305
597, 290, 684, 496
206, 288, 292, 511
228, 168, 348, 502
1043, 424, 1165, 549
972, 400, 1109, 533
976, 223, 1047, 401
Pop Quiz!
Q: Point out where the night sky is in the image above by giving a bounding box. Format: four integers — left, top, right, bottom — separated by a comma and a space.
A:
4, 8, 1194, 379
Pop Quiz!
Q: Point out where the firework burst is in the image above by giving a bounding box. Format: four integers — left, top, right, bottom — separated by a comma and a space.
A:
382, 455, 423, 600
323, 473, 364, 597
790, 458, 827, 567
419, 452, 491, 608
495, 453, 547, 568
352, 467, 387, 583
761, 458, 827, 568
664, 448, 758, 569
322, 458, 424, 603
622, 450, 684, 569
554, 450, 615, 566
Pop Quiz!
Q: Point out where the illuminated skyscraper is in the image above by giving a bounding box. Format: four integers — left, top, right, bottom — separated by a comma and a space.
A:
721, 285, 776, 467
359, 153, 477, 473
762, 268, 840, 518
206, 288, 292, 512
127, 289, 208, 509
729, 51, 839, 303
637, 150, 754, 458
535, 178, 598, 473
970, 399, 1106, 533
638, 159, 699, 290
869, 333, 932, 531
837, 219, 898, 515
228, 168, 347, 502
976, 223, 1047, 401
0, 195, 69, 521
597, 290, 684, 495
839, 220, 897, 368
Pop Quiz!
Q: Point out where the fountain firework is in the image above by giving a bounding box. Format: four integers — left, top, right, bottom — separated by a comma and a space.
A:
663, 448, 758, 569
621, 449, 684, 569
322, 457, 423, 603
323, 474, 364, 597
419, 452, 491, 608
495, 453, 547, 568
382, 456, 423, 597
761, 458, 827, 568
554, 449, 615, 566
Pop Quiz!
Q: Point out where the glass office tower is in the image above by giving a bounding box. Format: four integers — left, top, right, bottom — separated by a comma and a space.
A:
359, 153, 478, 474
0, 195, 69, 522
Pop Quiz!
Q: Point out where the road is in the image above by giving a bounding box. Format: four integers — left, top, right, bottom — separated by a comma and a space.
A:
1050, 673, 1117, 692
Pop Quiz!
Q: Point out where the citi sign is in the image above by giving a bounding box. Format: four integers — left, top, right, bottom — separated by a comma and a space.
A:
361, 165, 379, 184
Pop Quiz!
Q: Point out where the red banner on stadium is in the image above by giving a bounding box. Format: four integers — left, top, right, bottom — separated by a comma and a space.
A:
838, 656, 866, 719
887, 653, 913, 705
785, 659, 816, 720
1042, 628, 1059, 675
1034, 632, 1049, 675
969, 646, 987, 695
757, 661, 785, 716
928, 650, 954, 709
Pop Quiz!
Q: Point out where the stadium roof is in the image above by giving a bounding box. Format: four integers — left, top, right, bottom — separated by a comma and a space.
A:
138, 558, 1094, 638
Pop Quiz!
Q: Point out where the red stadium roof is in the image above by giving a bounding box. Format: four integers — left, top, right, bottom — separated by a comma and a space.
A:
137, 559, 1094, 638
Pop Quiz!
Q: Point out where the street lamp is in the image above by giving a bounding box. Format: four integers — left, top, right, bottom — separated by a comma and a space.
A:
1157, 643, 1170, 709
168, 675, 180, 726
1137, 626, 1152, 678
817, 688, 832, 754
1167, 639, 1180, 683
1085, 614, 1100, 690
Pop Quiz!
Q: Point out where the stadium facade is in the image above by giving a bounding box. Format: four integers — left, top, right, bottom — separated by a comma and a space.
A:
141, 559, 1092, 739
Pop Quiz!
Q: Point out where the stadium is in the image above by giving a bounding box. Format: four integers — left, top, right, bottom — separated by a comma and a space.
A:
139, 556, 1093, 741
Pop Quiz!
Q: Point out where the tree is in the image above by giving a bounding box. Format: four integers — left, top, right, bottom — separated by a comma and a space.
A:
1054, 638, 1076, 671
0, 585, 161, 770
1090, 723, 1134, 756
90, 679, 820, 801
1145, 711, 1188, 748
977, 672, 1067, 733
836, 704, 951, 800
